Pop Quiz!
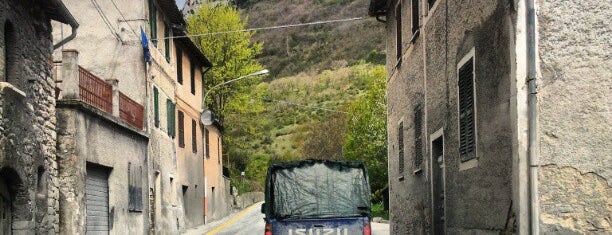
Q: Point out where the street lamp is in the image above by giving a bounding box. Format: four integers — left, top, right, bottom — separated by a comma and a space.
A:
200, 69, 269, 125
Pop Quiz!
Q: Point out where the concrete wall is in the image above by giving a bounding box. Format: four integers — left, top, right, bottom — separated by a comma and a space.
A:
204, 125, 231, 222
57, 101, 149, 234
385, 0, 516, 234
52, 0, 147, 104
0, 0, 60, 233
536, 0, 612, 233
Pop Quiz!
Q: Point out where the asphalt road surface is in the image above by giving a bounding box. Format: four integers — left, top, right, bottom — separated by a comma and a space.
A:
184, 202, 390, 235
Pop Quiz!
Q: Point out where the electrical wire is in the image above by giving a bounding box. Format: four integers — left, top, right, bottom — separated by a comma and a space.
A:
262, 97, 348, 114
91, 0, 122, 41
110, 0, 139, 37
156, 16, 366, 40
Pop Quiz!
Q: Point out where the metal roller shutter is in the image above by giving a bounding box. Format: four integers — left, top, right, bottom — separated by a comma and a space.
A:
86, 165, 110, 235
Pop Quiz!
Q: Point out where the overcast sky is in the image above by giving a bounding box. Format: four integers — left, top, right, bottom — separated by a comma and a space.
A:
176, 0, 186, 9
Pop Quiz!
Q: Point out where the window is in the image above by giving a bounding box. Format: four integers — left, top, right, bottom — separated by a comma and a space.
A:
167, 99, 175, 137
192, 119, 197, 153
190, 60, 196, 95
176, 48, 183, 84
205, 128, 210, 158
395, 3, 402, 61
458, 52, 476, 162
128, 162, 143, 212
148, 0, 157, 46
414, 106, 423, 168
178, 111, 185, 148
411, 0, 419, 35
153, 87, 159, 127
164, 25, 170, 62
398, 122, 405, 174
3, 21, 16, 83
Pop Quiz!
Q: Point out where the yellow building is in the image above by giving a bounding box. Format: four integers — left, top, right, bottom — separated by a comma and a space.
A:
203, 120, 232, 222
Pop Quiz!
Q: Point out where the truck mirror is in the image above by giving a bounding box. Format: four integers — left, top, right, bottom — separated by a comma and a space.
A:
261, 203, 266, 213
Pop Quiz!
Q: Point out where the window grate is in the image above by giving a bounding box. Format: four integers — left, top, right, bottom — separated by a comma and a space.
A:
458, 57, 476, 161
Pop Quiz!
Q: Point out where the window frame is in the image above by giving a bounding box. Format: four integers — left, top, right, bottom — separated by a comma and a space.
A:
148, 0, 157, 46
164, 24, 171, 62
456, 48, 478, 170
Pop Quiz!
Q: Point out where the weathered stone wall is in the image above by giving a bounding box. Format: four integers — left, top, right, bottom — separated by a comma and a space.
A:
57, 101, 149, 234
385, 0, 516, 234
0, 0, 59, 233
537, 0, 612, 233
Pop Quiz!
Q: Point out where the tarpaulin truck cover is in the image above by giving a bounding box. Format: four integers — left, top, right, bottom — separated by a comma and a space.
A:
263, 160, 371, 220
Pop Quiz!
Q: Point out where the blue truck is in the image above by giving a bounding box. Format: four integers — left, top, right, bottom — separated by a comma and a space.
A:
261, 160, 372, 235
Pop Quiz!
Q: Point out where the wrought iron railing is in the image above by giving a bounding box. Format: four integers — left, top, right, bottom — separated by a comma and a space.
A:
78, 66, 112, 113
119, 92, 144, 130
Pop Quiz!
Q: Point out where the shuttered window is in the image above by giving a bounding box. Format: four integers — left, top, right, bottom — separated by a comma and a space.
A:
128, 162, 143, 212
192, 119, 197, 153
148, 0, 157, 46
178, 111, 185, 148
190, 60, 196, 95
458, 57, 476, 161
395, 4, 402, 61
205, 128, 210, 158
153, 87, 159, 127
398, 122, 405, 174
167, 99, 175, 138
414, 106, 423, 168
164, 25, 170, 62
177, 48, 183, 84
411, 0, 419, 35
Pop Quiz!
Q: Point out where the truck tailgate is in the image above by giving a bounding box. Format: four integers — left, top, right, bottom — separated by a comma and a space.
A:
272, 217, 366, 235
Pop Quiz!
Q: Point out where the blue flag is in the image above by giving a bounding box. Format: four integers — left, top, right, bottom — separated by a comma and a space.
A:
141, 27, 151, 63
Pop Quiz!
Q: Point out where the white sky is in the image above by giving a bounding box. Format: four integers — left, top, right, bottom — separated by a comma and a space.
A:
176, 0, 186, 9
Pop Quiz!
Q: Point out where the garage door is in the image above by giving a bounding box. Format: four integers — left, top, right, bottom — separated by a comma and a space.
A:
86, 165, 110, 235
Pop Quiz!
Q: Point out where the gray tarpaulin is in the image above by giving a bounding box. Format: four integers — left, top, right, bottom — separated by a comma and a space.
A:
263, 160, 371, 220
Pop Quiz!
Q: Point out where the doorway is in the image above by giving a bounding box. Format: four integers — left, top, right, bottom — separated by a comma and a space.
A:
431, 132, 445, 235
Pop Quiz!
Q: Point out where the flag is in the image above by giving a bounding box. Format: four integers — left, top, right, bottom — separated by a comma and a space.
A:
141, 27, 151, 63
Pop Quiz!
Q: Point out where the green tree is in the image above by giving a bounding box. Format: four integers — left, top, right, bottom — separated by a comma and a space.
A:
343, 65, 387, 201
186, 3, 264, 119
187, 4, 268, 180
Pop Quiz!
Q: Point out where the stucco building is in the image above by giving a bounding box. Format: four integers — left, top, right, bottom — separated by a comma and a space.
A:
368, 0, 610, 234
0, 0, 77, 234
203, 122, 232, 222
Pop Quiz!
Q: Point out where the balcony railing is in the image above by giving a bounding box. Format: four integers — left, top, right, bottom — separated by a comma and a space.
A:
78, 66, 112, 113
119, 92, 144, 130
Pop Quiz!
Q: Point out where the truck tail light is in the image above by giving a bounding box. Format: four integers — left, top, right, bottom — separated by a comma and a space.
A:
265, 222, 273, 235
364, 220, 372, 235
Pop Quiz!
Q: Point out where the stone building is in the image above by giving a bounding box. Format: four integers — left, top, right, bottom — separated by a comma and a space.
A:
203, 121, 232, 222
368, 0, 610, 234
0, 0, 77, 233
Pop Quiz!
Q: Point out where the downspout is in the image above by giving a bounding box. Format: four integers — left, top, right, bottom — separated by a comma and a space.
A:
52, 1, 79, 50
526, 0, 539, 233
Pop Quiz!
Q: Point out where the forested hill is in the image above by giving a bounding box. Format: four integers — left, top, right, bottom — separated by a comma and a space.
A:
238, 0, 386, 78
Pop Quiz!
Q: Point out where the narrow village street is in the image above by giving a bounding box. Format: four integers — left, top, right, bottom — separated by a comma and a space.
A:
184, 202, 391, 235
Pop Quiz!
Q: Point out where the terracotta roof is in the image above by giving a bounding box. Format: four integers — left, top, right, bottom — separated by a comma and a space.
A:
174, 30, 213, 68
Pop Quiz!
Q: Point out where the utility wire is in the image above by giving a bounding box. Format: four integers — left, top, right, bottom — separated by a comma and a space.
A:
262, 97, 348, 114
110, 0, 139, 37
156, 17, 366, 40
91, 0, 122, 41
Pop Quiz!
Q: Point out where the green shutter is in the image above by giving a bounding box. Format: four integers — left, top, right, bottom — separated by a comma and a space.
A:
164, 25, 170, 62
153, 87, 159, 127
149, 0, 157, 46
167, 99, 175, 137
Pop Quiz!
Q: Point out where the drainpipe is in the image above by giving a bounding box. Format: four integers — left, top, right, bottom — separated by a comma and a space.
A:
526, 0, 539, 233
52, 1, 79, 50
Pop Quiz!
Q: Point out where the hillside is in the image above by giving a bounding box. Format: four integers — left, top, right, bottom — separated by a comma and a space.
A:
241, 0, 385, 78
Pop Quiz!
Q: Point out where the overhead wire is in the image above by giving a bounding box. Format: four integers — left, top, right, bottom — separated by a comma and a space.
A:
156, 16, 366, 40
91, 0, 122, 41
110, 0, 139, 37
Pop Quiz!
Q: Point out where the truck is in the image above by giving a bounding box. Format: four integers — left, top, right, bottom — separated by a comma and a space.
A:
261, 160, 372, 235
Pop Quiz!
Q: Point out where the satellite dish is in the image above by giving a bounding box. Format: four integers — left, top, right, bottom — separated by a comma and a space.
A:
200, 110, 213, 126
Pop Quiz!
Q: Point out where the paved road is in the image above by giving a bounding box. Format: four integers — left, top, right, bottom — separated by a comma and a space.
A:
184, 202, 390, 235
